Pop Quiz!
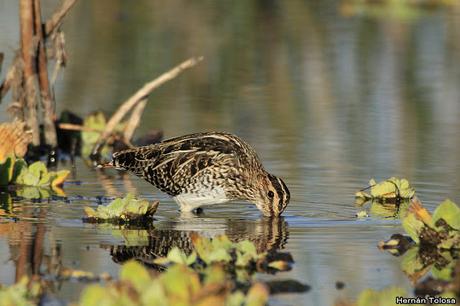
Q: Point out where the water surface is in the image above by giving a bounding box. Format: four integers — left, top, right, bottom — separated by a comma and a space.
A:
1, 1, 460, 305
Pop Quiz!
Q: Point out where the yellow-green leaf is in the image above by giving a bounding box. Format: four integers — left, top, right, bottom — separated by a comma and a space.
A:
120, 260, 151, 292
432, 199, 460, 230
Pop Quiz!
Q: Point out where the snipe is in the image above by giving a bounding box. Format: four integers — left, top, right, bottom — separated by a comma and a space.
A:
110, 132, 290, 216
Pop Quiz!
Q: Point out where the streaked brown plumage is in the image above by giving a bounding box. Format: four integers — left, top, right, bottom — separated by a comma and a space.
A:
111, 132, 290, 216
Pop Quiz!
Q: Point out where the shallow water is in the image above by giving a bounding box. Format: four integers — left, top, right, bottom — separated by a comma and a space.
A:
1, 1, 460, 305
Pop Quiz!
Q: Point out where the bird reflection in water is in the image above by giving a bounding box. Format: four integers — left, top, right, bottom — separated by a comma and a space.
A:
105, 217, 289, 268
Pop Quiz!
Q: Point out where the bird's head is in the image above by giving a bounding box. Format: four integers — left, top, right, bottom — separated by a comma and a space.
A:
253, 173, 290, 217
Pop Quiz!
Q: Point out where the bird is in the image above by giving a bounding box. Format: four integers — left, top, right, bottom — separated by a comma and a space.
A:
109, 132, 290, 216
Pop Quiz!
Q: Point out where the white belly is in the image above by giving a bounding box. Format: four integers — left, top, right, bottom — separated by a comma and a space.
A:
173, 186, 230, 212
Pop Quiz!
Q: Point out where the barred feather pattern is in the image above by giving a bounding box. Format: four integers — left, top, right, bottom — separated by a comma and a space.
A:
111, 132, 290, 216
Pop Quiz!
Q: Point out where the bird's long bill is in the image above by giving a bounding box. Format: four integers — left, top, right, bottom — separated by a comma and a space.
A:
96, 161, 114, 169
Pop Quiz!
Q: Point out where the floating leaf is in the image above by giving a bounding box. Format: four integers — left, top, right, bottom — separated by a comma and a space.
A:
51, 170, 70, 187
245, 282, 269, 306
17, 186, 42, 199
0, 156, 14, 186
356, 286, 406, 306
408, 197, 433, 227
28, 162, 47, 180
267, 260, 290, 271
38, 171, 52, 186
120, 260, 151, 292
21, 172, 40, 186
83, 207, 97, 218
432, 199, 460, 230
161, 265, 201, 302
79, 286, 110, 306
203, 265, 227, 285
355, 210, 369, 218
227, 292, 246, 306
82, 193, 159, 224
355, 177, 415, 205
208, 248, 232, 264
12, 159, 27, 182
167, 247, 189, 265
0, 276, 42, 306
402, 213, 424, 244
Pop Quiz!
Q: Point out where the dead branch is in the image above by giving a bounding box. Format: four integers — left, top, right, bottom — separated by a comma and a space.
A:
0, 59, 17, 103
34, 0, 58, 148
58, 122, 99, 132
1, 0, 76, 103
20, 0, 40, 146
0, 52, 3, 73
90, 56, 204, 159
123, 98, 147, 144
50, 31, 67, 85
45, 0, 78, 36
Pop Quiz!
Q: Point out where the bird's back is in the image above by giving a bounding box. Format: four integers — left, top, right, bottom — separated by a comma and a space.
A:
112, 132, 263, 199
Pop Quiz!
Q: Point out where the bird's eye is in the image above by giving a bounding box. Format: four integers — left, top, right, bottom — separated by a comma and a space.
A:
267, 191, 274, 199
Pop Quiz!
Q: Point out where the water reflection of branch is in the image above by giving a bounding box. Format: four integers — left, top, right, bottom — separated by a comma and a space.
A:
121, 172, 138, 195
32, 209, 47, 274
94, 168, 138, 197
95, 169, 122, 197
12, 207, 48, 281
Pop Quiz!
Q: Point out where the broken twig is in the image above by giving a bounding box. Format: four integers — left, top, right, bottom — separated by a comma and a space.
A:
45, 0, 78, 36
0, 52, 3, 74
58, 123, 99, 132
123, 98, 147, 144
90, 56, 204, 160
34, 0, 58, 149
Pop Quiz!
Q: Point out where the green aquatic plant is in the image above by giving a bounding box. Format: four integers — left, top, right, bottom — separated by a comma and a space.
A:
81, 111, 126, 158
401, 198, 460, 248
83, 193, 159, 224
355, 177, 415, 206
335, 286, 407, 306
358, 199, 411, 220
153, 234, 293, 274
81, 111, 108, 158
0, 157, 70, 198
399, 246, 458, 284
0, 157, 69, 188
354, 286, 407, 306
378, 198, 460, 296
78, 260, 269, 306
0, 277, 42, 306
